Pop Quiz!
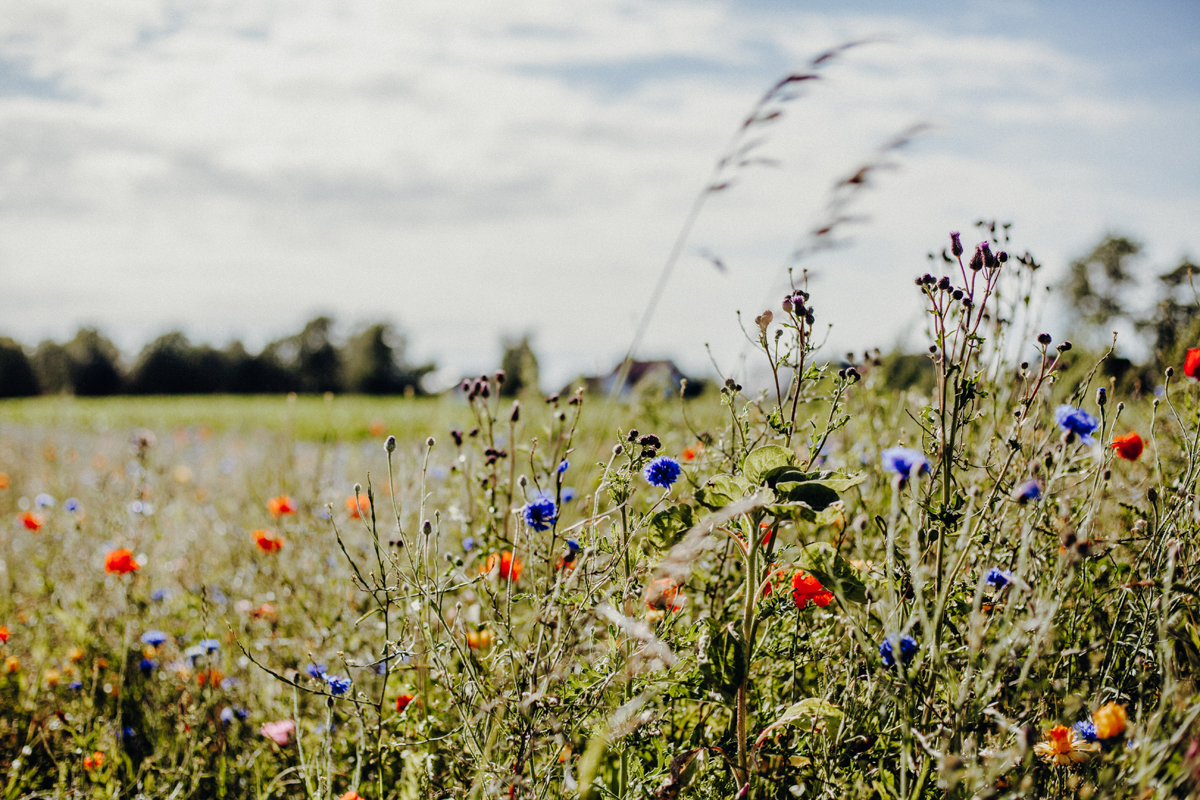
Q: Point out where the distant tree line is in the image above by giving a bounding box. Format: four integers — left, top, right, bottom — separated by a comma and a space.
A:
0, 317, 435, 398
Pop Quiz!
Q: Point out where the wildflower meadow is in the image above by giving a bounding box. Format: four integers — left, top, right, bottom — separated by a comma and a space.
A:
2, 221, 1200, 800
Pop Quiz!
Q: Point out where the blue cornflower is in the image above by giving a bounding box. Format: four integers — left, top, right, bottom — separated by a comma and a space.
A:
139, 658, 157, 674
323, 674, 351, 696
566, 539, 580, 554
150, 588, 169, 601
140, 630, 168, 646
881, 447, 930, 481
556, 459, 569, 474
522, 496, 558, 531
985, 568, 1014, 588
1014, 479, 1041, 504
34, 493, 56, 508
1074, 720, 1097, 743
64, 498, 80, 512
879, 634, 918, 668
183, 645, 205, 662
199, 638, 221, 653
644, 457, 682, 488
1054, 404, 1099, 444
562, 487, 577, 503
69, 681, 83, 690
306, 663, 327, 680
123, 727, 135, 740
220, 707, 235, 724
462, 536, 476, 552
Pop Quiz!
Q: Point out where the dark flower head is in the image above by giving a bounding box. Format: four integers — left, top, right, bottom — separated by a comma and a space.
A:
949, 231, 963, 257
880, 634, 918, 667
881, 447, 929, 481
522, 496, 558, 531
985, 567, 1014, 588
1055, 404, 1099, 444
644, 457, 682, 488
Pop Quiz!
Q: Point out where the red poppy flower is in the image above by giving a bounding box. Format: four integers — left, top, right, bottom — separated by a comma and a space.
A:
395, 693, 415, 713
252, 529, 284, 553
20, 511, 43, 532
83, 751, 104, 770
645, 577, 684, 612
345, 495, 370, 519
1186, 348, 1200, 380
104, 548, 140, 575
266, 495, 297, 518
791, 571, 833, 609
682, 447, 696, 461
481, 551, 523, 582
0, 625, 8, 643
1110, 432, 1143, 461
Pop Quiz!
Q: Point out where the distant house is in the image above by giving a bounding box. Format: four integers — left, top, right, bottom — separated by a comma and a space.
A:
565, 359, 705, 399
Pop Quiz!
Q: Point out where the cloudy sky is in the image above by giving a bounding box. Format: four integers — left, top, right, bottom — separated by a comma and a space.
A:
1, 0, 1197, 389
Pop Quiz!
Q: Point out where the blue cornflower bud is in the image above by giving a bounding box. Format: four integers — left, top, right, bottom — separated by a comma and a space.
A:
566, 539, 580, 554
556, 459, 569, 474
139, 658, 157, 674
199, 638, 221, 653
306, 663, 327, 680
1074, 720, 1097, 743
1014, 479, 1041, 504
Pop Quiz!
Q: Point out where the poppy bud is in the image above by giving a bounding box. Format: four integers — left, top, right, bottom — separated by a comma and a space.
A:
385, 435, 397, 453
1166, 366, 1175, 379
1037, 333, 1052, 346
949, 231, 963, 257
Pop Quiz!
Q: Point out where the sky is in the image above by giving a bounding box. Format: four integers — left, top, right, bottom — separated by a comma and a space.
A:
0, 0, 1197, 391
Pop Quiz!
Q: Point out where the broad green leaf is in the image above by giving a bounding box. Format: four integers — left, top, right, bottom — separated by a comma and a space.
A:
742, 445, 796, 485
774, 481, 840, 511
755, 698, 844, 746
647, 504, 696, 550
695, 474, 753, 510
795, 542, 868, 603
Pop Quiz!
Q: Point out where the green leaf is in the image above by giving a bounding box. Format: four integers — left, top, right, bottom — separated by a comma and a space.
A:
755, 698, 844, 746
795, 542, 868, 604
695, 474, 753, 510
647, 505, 696, 551
742, 445, 796, 485
774, 481, 841, 511
699, 621, 746, 700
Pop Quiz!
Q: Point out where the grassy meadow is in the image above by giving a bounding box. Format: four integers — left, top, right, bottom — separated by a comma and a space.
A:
1, 240, 1200, 799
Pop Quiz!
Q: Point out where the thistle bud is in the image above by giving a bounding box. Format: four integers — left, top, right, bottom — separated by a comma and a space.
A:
627, 429, 639, 442
1057, 341, 1072, 353
422, 520, 433, 535
385, 435, 397, 453
1037, 333, 1052, 346
937, 276, 951, 291
969, 244, 985, 271
981, 242, 997, 270
997, 251, 1008, 263
1096, 387, 1106, 407
949, 231, 963, 257
451, 429, 463, 446
782, 296, 794, 312
510, 401, 520, 423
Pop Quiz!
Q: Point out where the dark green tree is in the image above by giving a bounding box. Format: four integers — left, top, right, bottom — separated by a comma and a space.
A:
64, 328, 124, 396
342, 323, 434, 395
499, 336, 539, 397
31, 340, 73, 394
1063, 235, 1141, 332
0, 338, 39, 397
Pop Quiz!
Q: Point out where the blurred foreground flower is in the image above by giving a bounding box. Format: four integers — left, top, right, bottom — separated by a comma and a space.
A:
346, 494, 370, 519
1185, 348, 1200, 380
881, 447, 929, 482
83, 751, 104, 770
879, 634, 917, 667
261, 719, 295, 745
395, 693, 415, 713
266, 495, 297, 518
645, 577, 684, 612
1093, 702, 1127, 739
1110, 432, 1143, 461
481, 551, 523, 582
104, 548, 139, 575
0, 625, 8, 643
19, 511, 43, 532
252, 529, 285, 553
1054, 405, 1099, 444
1034, 724, 1099, 765
985, 568, 1014, 588
1013, 479, 1042, 504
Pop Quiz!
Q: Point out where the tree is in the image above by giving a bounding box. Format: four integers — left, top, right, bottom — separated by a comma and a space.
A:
499, 336, 539, 397
129, 332, 232, 394
264, 316, 342, 394
343, 323, 435, 395
64, 328, 124, 396
1063, 235, 1141, 332
0, 338, 39, 397
31, 341, 73, 394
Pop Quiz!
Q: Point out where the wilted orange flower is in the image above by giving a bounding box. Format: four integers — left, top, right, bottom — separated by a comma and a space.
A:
395, 693, 415, 713
20, 511, 43, 532
104, 548, 140, 575
481, 551, 523, 582
1034, 724, 1099, 766
792, 571, 833, 610
3, 656, 18, 673
252, 529, 285, 553
645, 577, 684, 612
83, 751, 104, 770
0, 473, 9, 489
0, 626, 8, 643
1094, 702, 1127, 739
1186, 348, 1200, 380
346, 494, 371, 519
368, 418, 387, 437
1110, 432, 1144, 461
266, 495, 297, 518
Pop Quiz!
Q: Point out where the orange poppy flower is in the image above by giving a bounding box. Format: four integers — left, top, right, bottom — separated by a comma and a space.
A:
83, 751, 105, 770
346, 495, 371, 519
0, 472, 9, 489
466, 629, 494, 649
196, 668, 224, 687
340, 792, 363, 800
481, 551, 523, 582
1186, 348, 1200, 380
252, 529, 285, 553
395, 693, 415, 713
791, 571, 833, 610
1110, 432, 1143, 461
368, 418, 386, 437
0, 626, 8, 643
20, 511, 43, 532
645, 577, 684, 612
3, 656, 17, 673
104, 548, 140, 575
1093, 702, 1127, 739
266, 495, 297, 518
682, 447, 697, 461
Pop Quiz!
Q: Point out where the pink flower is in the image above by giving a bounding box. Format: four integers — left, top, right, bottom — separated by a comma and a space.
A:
260, 719, 295, 745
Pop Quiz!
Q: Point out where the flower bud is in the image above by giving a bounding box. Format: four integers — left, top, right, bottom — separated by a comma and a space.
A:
1056, 341, 1072, 353
1166, 366, 1175, 379
451, 429, 463, 446
612, 444, 624, 456
495, 370, 506, 384
422, 520, 433, 535
426, 436, 436, 448
510, 401, 520, 423
385, 435, 397, 453
969, 244, 985, 271
1037, 333, 1052, 346
949, 231, 963, 257
1096, 387, 1106, 407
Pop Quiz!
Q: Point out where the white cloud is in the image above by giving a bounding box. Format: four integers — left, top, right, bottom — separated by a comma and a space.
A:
0, 1, 1196, 389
